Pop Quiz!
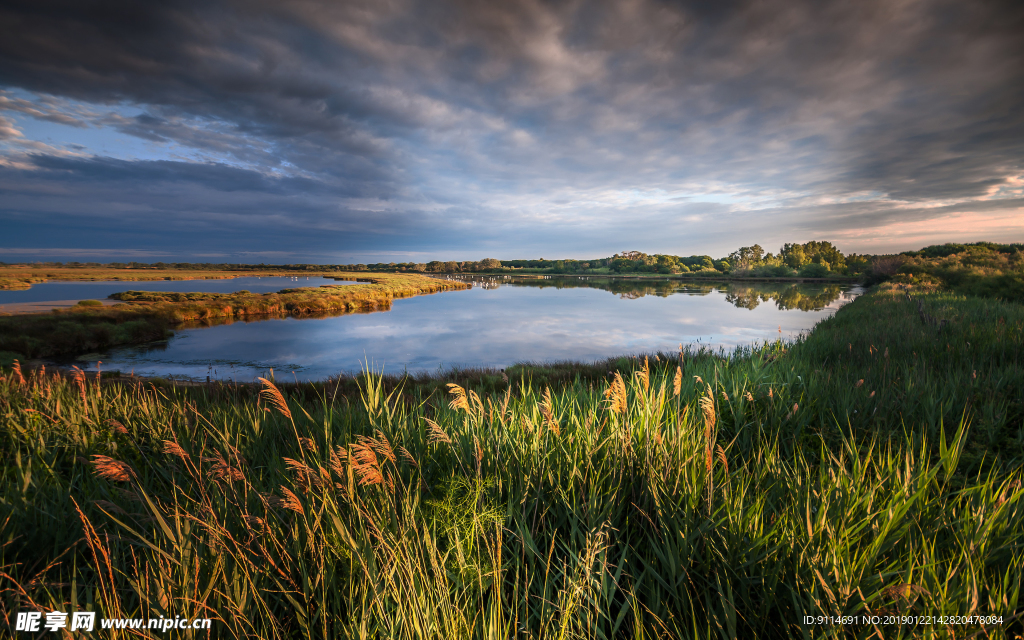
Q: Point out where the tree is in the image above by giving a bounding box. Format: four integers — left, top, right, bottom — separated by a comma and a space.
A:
781, 243, 807, 269
727, 245, 765, 271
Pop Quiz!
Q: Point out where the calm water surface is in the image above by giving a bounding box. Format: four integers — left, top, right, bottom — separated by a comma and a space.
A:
75, 278, 860, 381
0, 276, 353, 306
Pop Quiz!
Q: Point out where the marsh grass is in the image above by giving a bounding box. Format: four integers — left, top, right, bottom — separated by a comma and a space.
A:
1, 288, 1023, 638
0, 273, 469, 360
0, 267, 347, 291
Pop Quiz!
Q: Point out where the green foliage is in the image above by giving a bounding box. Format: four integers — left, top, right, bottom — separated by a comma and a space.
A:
780, 241, 846, 272
798, 262, 831, 278
75, 299, 103, 307
748, 264, 796, 278
888, 242, 1024, 303
0, 310, 170, 358
727, 244, 764, 270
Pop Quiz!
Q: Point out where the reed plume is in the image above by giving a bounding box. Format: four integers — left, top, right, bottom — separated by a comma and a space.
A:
539, 387, 559, 435
397, 445, 418, 469
205, 453, 245, 483
699, 387, 716, 430
329, 445, 347, 479
276, 487, 304, 515
447, 383, 470, 412
369, 430, 396, 464
243, 515, 267, 535
425, 418, 452, 445
673, 366, 682, 397
699, 386, 716, 515
163, 440, 191, 463
71, 366, 87, 416
258, 377, 292, 420
12, 359, 25, 386
351, 439, 384, 487
636, 357, 650, 394
785, 403, 799, 420
91, 455, 135, 482
716, 445, 729, 478
283, 457, 323, 490
603, 372, 628, 415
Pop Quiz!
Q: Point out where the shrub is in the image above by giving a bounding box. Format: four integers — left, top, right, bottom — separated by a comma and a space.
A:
798, 263, 830, 278
75, 299, 103, 307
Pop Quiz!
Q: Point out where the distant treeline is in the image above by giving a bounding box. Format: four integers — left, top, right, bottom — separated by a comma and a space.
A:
4, 242, 1022, 291
0, 242, 888, 278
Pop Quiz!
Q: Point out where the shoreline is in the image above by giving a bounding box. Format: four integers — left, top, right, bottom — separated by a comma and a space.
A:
0, 273, 470, 361
0, 266, 357, 290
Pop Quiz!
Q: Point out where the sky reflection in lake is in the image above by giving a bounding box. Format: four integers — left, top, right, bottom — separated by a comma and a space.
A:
79, 279, 860, 381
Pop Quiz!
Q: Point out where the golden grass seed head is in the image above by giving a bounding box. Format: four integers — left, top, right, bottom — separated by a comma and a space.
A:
91, 455, 135, 482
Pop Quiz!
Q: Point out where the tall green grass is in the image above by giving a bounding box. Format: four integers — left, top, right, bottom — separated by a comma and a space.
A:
1, 288, 1022, 638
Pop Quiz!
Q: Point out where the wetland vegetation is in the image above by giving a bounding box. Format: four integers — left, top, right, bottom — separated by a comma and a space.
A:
1, 283, 1023, 638
0, 274, 468, 362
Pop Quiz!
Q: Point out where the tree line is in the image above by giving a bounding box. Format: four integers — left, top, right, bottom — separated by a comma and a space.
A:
7, 241, 1019, 284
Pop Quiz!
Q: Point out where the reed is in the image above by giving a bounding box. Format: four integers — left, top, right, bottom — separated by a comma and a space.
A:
1, 287, 1023, 638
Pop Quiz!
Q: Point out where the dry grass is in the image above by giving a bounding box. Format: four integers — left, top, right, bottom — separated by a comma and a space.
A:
0, 265, 348, 290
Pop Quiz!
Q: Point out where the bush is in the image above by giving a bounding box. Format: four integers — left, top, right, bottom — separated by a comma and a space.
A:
75, 299, 103, 307
798, 263, 831, 278
750, 265, 796, 278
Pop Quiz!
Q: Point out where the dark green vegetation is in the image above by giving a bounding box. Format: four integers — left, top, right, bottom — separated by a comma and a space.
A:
2, 287, 1022, 638
377, 241, 861, 277
891, 242, 1024, 303
0, 310, 170, 361
0, 274, 469, 361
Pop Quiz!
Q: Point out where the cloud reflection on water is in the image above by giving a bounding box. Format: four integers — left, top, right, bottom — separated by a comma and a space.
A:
82, 279, 857, 381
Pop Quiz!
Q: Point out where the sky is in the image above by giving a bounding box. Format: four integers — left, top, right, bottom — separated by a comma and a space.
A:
1, 0, 1023, 264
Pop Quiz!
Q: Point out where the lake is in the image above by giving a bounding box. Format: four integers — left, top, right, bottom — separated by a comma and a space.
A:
68, 277, 860, 381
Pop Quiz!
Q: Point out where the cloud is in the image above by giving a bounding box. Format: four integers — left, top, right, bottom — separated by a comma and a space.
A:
0, 0, 1023, 261
0, 114, 22, 139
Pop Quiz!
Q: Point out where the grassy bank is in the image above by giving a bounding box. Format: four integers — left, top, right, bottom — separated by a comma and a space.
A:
2, 287, 1022, 638
891, 243, 1024, 303
0, 266, 354, 291
0, 274, 468, 361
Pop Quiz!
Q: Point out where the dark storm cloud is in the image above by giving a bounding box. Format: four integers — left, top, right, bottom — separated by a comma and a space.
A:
0, 0, 1022, 261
